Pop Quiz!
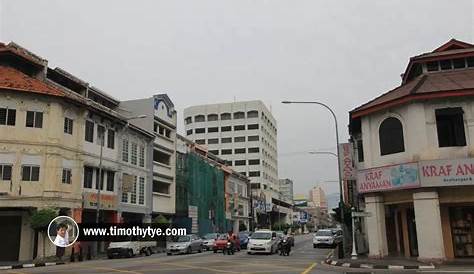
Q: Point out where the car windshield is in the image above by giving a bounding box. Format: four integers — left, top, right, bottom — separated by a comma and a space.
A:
218, 234, 228, 240
238, 232, 249, 238
203, 233, 218, 239
315, 230, 333, 236
176, 236, 190, 242
251, 232, 272, 240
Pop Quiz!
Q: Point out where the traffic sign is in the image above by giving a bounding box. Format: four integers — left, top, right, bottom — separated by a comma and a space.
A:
351, 211, 372, 217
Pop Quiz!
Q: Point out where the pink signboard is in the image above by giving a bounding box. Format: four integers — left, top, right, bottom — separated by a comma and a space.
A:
420, 158, 474, 187
357, 162, 420, 193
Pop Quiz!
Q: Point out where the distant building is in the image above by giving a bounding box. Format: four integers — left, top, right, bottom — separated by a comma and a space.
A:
309, 186, 328, 211
278, 178, 294, 203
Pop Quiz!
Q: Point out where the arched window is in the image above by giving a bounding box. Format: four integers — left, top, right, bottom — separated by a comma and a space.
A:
221, 113, 231, 120
379, 117, 405, 155
194, 115, 205, 122
247, 110, 259, 118
233, 112, 245, 119
207, 114, 218, 121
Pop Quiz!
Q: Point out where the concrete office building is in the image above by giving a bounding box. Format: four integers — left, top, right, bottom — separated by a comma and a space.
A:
279, 178, 294, 204
308, 186, 328, 211
349, 39, 474, 262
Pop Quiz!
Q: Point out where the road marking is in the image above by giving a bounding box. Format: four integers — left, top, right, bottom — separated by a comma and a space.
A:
300, 262, 317, 274
419, 271, 474, 273
82, 266, 144, 274
160, 262, 240, 273
6, 271, 25, 274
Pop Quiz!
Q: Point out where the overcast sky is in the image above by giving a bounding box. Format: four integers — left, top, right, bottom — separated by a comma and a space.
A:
1, 0, 473, 196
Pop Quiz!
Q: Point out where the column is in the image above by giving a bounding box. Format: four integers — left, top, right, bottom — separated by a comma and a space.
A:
413, 191, 445, 262
365, 195, 388, 258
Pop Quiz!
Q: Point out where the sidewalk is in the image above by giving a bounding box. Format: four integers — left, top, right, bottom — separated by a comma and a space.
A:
324, 252, 436, 270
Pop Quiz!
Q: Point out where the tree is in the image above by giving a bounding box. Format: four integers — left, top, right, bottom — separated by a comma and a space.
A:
30, 208, 57, 259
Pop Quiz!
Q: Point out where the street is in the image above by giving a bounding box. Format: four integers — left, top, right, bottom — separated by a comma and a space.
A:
4, 234, 472, 274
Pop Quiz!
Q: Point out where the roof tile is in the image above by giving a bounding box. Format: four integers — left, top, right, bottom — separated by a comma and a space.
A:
0, 66, 65, 97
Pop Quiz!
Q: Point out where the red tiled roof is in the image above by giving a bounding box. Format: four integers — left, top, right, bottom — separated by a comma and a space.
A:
0, 66, 65, 97
351, 68, 474, 117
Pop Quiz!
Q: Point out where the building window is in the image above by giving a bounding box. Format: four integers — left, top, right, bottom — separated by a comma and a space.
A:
153, 180, 170, 194
207, 114, 218, 121
221, 137, 232, 143
62, 168, 72, 184
221, 149, 232, 155
235, 160, 246, 166
209, 150, 219, 155
186, 129, 193, 136
234, 136, 246, 142
83, 166, 93, 188
130, 177, 137, 204
248, 124, 259, 130
208, 127, 219, 133
427, 61, 439, 72
26, 111, 43, 128
196, 139, 205, 145
64, 117, 73, 134
95, 169, 104, 190
379, 117, 405, 155
468, 57, 474, 67
225, 160, 232, 166
248, 135, 259, 141
221, 126, 231, 132
131, 143, 138, 165
194, 115, 205, 122
0, 164, 12, 180
221, 113, 231, 120
107, 129, 115, 149
247, 110, 258, 118
139, 145, 145, 167
439, 59, 452, 70
234, 112, 245, 119
138, 177, 145, 205
453, 58, 466, 69
0, 108, 16, 126
85, 120, 94, 142
97, 125, 105, 145
195, 128, 205, 134
106, 171, 115, 191
122, 139, 129, 162
240, 172, 246, 176
436, 107, 466, 147
122, 192, 128, 203
208, 138, 219, 144
248, 147, 260, 153
153, 150, 170, 165
234, 125, 245, 131
248, 159, 260, 165
185, 117, 192, 124
22, 165, 40, 181
249, 171, 260, 177
357, 140, 364, 162
234, 148, 246, 154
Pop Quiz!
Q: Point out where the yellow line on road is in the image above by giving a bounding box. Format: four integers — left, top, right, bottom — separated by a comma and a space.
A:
161, 262, 240, 274
6, 271, 25, 274
300, 262, 317, 274
83, 266, 144, 274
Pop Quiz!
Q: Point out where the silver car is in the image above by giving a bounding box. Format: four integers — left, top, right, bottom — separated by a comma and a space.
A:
313, 229, 343, 248
166, 234, 203, 255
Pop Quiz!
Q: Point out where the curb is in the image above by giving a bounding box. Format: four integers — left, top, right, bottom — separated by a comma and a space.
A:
0, 262, 65, 270
322, 252, 436, 270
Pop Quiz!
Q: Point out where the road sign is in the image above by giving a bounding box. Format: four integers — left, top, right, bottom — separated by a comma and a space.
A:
351, 211, 372, 217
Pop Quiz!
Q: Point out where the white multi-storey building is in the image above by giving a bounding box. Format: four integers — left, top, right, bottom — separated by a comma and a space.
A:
183, 101, 278, 192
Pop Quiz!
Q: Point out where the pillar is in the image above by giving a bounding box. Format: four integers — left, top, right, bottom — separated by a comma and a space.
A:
413, 191, 445, 262
365, 195, 388, 258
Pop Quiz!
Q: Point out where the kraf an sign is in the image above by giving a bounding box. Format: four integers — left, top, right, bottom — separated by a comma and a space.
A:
357, 162, 420, 193
339, 143, 356, 180
83, 192, 118, 210
420, 158, 474, 187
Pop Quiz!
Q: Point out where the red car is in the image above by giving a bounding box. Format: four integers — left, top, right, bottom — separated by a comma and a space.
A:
213, 234, 240, 252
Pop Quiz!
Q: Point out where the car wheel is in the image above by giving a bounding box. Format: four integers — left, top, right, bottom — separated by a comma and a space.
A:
313, 244, 317, 248
145, 248, 151, 256
213, 250, 217, 253
187, 247, 192, 254
127, 249, 133, 258
107, 255, 113, 259
167, 253, 172, 256
198, 245, 203, 253
247, 251, 251, 255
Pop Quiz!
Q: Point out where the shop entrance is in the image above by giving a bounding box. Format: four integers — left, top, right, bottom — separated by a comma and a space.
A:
450, 207, 474, 257
386, 205, 418, 257
0, 216, 21, 261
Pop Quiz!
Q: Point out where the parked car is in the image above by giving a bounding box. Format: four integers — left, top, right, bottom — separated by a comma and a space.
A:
313, 229, 343, 248
166, 234, 203, 255
238, 232, 250, 249
247, 230, 279, 254
213, 233, 241, 252
107, 241, 155, 259
202, 233, 219, 251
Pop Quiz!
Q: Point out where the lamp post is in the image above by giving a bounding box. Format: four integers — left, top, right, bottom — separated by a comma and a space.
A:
95, 114, 147, 255
282, 100, 347, 256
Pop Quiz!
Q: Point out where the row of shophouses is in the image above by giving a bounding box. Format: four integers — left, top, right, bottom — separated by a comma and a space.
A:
348, 39, 474, 262
0, 42, 253, 262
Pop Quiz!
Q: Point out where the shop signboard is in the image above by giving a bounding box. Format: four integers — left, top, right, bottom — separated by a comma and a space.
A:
339, 143, 356, 180
420, 158, 474, 187
83, 192, 118, 210
357, 162, 420, 193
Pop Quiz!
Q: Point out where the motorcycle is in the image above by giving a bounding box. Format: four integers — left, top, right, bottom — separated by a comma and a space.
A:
279, 238, 291, 256
223, 240, 235, 255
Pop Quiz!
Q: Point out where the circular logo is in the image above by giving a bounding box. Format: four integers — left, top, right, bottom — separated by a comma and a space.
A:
47, 216, 79, 247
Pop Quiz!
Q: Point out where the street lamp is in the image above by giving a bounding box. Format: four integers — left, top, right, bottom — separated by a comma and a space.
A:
282, 100, 347, 256
95, 114, 147, 254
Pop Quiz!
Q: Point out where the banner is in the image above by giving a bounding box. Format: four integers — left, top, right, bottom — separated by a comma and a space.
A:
357, 162, 420, 193
420, 158, 474, 187
339, 143, 356, 180
83, 192, 118, 210
122, 174, 135, 192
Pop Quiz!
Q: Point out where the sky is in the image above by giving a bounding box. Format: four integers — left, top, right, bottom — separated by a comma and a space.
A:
1, 0, 473, 196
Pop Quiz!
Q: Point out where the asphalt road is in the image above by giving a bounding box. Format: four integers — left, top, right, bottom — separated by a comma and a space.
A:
4, 234, 473, 274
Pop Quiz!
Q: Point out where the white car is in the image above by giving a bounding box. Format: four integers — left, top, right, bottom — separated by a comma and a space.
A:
166, 234, 203, 255
313, 229, 343, 248
202, 233, 219, 251
107, 241, 155, 258
247, 230, 279, 254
